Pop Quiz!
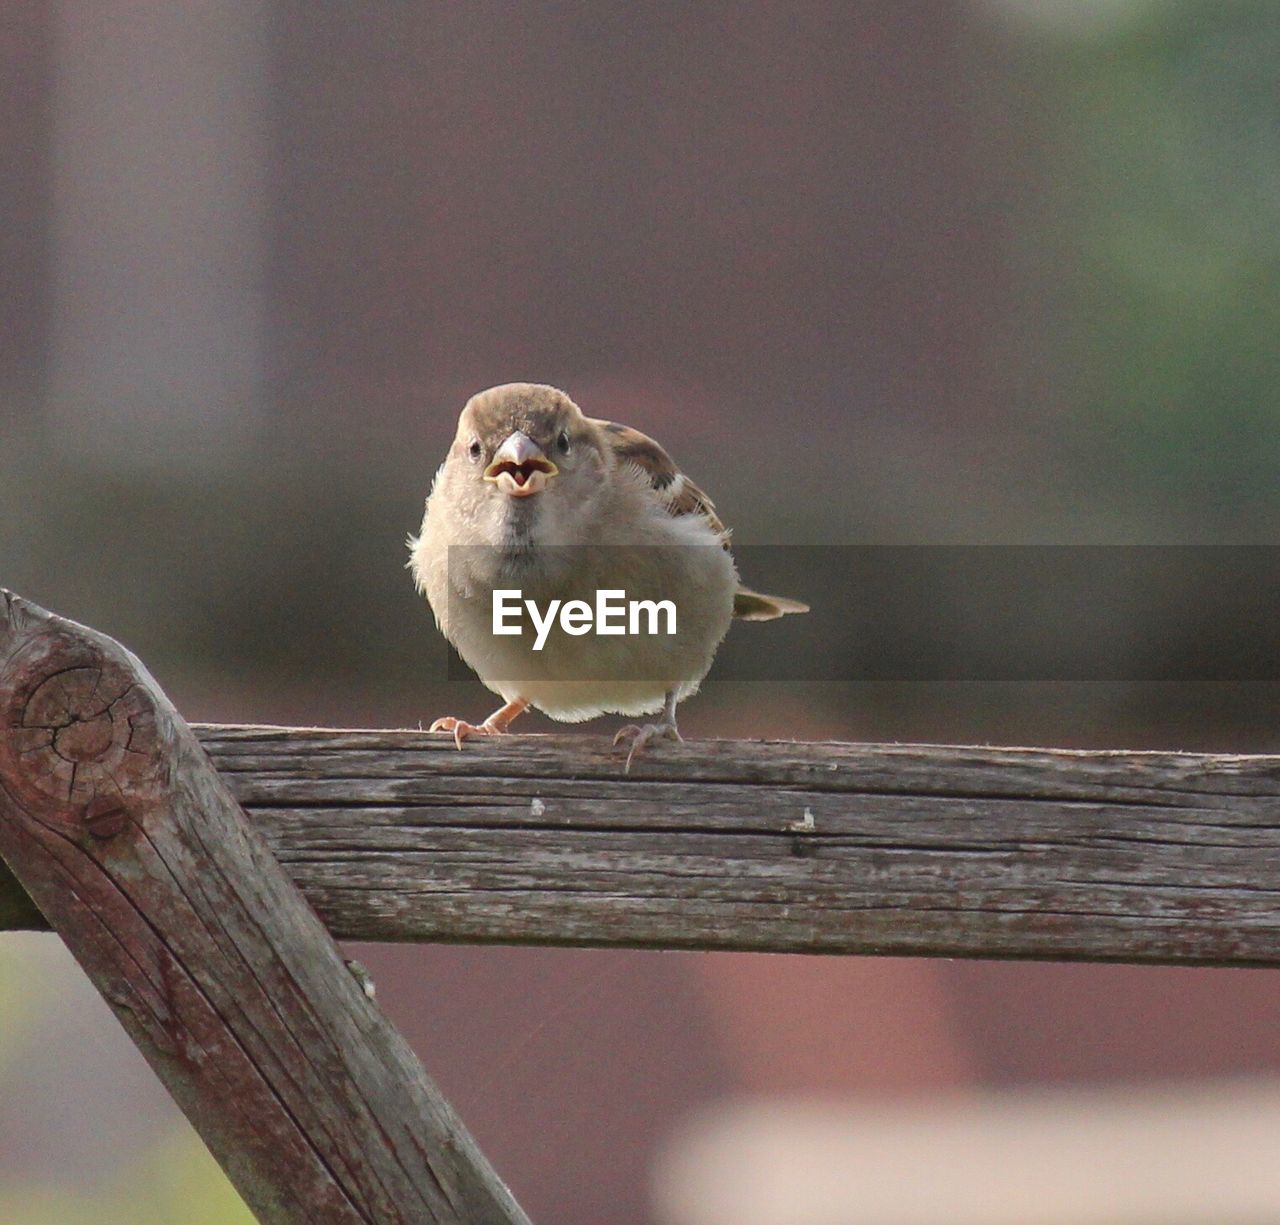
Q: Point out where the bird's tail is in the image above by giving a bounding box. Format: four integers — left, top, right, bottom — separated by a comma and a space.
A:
732, 587, 810, 621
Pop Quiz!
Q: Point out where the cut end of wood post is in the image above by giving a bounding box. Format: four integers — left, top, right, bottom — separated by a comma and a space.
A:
0, 591, 166, 835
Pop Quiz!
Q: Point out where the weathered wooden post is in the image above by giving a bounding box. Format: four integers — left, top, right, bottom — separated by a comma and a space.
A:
0, 591, 531, 1225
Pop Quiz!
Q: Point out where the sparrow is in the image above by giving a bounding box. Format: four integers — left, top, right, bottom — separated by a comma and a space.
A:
408, 383, 808, 767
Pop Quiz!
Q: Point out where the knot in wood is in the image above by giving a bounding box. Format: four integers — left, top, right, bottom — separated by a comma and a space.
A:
83, 796, 128, 840
1, 633, 163, 821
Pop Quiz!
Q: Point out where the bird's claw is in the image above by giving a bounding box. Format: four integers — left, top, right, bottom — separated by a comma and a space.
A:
429, 716, 503, 751
613, 721, 682, 772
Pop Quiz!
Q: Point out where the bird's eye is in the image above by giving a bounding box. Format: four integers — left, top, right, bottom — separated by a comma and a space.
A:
468, 438, 483, 461
556, 430, 571, 455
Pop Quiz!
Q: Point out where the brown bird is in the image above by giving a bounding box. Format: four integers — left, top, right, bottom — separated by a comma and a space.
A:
409, 383, 807, 767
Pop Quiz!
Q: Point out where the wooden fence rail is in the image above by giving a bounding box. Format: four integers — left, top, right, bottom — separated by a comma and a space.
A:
7, 713, 1280, 967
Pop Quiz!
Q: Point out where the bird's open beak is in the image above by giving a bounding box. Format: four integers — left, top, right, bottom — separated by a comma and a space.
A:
483, 431, 558, 497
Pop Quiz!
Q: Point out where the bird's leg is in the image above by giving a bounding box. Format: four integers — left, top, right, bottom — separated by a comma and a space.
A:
430, 697, 529, 751
613, 690, 683, 773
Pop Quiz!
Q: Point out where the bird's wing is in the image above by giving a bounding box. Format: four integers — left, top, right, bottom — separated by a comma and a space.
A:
588, 417, 730, 542
589, 417, 808, 619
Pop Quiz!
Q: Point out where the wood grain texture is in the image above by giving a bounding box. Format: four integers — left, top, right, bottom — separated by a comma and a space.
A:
0, 592, 529, 1225
5, 631, 1280, 970
185, 725, 1280, 967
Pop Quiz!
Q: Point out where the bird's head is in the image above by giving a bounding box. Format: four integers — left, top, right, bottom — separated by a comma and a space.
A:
446, 384, 609, 539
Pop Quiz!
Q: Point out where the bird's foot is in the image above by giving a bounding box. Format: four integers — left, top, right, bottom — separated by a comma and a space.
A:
613, 720, 682, 773
429, 698, 529, 750
429, 715, 506, 751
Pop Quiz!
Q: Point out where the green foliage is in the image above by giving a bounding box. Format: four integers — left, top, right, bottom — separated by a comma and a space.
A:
1010, 0, 1280, 524
0, 1134, 256, 1225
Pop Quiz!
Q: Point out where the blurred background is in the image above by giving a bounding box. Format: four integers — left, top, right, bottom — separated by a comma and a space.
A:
5, 1, 1280, 1221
